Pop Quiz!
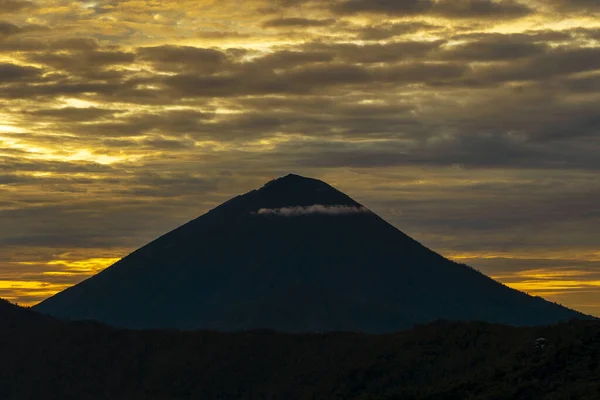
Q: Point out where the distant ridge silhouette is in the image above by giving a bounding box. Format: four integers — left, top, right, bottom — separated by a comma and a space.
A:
34, 174, 592, 332
0, 298, 52, 328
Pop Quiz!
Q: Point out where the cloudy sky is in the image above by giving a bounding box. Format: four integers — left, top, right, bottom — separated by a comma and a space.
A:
1, 0, 599, 315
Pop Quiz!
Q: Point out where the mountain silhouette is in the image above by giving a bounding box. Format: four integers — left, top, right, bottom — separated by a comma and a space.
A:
34, 174, 591, 332
1, 298, 52, 328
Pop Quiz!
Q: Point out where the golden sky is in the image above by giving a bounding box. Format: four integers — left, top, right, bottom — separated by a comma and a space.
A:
1, 0, 600, 316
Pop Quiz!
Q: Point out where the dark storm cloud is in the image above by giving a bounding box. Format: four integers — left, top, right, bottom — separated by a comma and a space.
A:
0, 20, 48, 37
340, 174, 600, 260
263, 17, 336, 28
160, 60, 469, 99
136, 45, 229, 73
0, 172, 226, 250
195, 30, 252, 40
332, 0, 430, 15
0, 36, 97, 53
4, 39, 132, 82
372, 62, 468, 85
354, 21, 441, 40
3, 200, 173, 228
0, 174, 32, 185
124, 81, 597, 153
49, 38, 100, 51
0, 156, 115, 174
521, 101, 600, 142
439, 35, 548, 61
210, 106, 416, 140
262, 94, 600, 169
210, 114, 287, 138
332, 0, 533, 19
116, 172, 220, 197
0, 22, 597, 170
137, 136, 196, 150
63, 109, 212, 138
75, 111, 289, 141
557, 74, 600, 94
27, 49, 135, 72
475, 46, 600, 83
301, 40, 446, 63
0, 0, 32, 14
1, 28, 595, 167
26, 107, 121, 121
0, 20, 20, 35
571, 28, 600, 41
251, 50, 335, 70
413, 132, 598, 168
550, 0, 600, 13
285, 64, 371, 85
218, 40, 445, 75
59, 96, 416, 142
0, 63, 41, 82
0, 37, 47, 52
4, 31, 593, 107
387, 185, 600, 239
238, 95, 415, 119
0, 82, 120, 100
431, 0, 533, 19
452, 30, 575, 43
2, 233, 125, 248
0, 173, 97, 186
160, 73, 261, 98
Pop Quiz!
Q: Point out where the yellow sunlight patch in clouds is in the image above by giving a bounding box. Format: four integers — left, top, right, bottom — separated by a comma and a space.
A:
62, 98, 100, 108
1, 131, 137, 165
515, 269, 595, 280
448, 251, 600, 263
64, 150, 126, 165
491, 270, 600, 308
0, 280, 68, 291
506, 280, 600, 293
0, 125, 25, 134
0, 280, 72, 306
492, 267, 600, 294
448, 252, 600, 303
496, 268, 599, 299
0, 257, 121, 305
46, 257, 121, 273
0, 135, 53, 158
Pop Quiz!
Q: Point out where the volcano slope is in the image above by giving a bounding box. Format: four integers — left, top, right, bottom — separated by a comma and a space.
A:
34, 174, 590, 331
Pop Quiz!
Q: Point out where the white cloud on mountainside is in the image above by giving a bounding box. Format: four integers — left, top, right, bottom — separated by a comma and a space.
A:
257, 205, 370, 216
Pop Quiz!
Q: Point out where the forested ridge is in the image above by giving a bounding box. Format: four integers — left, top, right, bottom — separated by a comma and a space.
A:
2, 299, 599, 400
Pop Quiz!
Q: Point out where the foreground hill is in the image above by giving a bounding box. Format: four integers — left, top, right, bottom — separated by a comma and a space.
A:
0, 298, 53, 327
34, 174, 590, 331
2, 301, 600, 400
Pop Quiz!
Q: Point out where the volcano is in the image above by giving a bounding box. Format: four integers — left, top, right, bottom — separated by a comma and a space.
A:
34, 174, 589, 332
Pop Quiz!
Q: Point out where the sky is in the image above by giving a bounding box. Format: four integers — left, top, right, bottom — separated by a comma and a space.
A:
1, 0, 599, 316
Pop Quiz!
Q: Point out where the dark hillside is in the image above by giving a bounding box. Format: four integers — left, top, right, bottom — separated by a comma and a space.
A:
0, 298, 53, 327
2, 302, 600, 400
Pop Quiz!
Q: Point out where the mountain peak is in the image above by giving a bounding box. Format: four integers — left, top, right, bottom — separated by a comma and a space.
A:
251, 173, 359, 210
261, 173, 328, 190
33, 175, 592, 332
205, 174, 360, 218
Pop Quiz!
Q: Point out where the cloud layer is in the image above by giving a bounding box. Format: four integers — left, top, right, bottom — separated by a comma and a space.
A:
257, 205, 370, 216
